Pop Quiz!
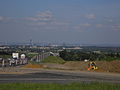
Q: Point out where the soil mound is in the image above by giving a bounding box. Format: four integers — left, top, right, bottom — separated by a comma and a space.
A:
64, 60, 120, 73
23, 60, 120, 73
64, 61, 89, 70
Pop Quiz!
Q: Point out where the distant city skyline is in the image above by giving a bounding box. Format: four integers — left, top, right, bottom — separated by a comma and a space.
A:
0, 0, 120, 45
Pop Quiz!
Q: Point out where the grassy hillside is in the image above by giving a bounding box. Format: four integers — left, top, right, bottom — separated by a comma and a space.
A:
27, 52, 38, 58
41, 56, 65, 64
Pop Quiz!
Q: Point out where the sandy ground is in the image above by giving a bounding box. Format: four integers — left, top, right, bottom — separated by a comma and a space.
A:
0, 60, 120, 74
23, 60, 120, 73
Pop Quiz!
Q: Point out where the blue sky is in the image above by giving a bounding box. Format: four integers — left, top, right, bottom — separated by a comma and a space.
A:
0, 0, 120, 45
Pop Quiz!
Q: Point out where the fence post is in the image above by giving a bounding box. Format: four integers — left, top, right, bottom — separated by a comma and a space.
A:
2, 59, 5, 67
16, 60, 18, 65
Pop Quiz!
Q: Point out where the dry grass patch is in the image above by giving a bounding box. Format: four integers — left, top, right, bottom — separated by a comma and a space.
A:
23, 64, 46, 68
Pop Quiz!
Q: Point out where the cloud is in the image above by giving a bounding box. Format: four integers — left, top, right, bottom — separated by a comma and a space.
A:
0, 16, 10, 22
112, 25, 120, 30
96, 24, 103, 28
24, 10, 71, 31
0, 16, 19, 23
29, 22, 47, 26
25, 10, 54, 27
26, 10, 53, 22
50, 21, 70, 26
80, 23, 91, 27
85, 14, 96, 19
73, 23, 92, 31
37, 10, 53, 18
0, 16, 4, 21
76, 23, 91, 28
108, 19, 114, 23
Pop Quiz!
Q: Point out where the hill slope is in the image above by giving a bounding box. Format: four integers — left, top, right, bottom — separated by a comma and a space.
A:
41, 56, 65, 64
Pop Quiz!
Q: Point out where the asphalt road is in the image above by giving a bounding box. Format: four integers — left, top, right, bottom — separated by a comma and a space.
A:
0, 69, 120, 83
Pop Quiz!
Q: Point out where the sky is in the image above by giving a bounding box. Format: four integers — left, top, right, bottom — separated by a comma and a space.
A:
0, 0, 120, 45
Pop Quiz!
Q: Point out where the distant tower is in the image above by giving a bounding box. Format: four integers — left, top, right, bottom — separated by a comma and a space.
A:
29, 39, 32, 46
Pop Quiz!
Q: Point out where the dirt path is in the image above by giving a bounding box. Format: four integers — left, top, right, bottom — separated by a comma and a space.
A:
0, 67, 120, 83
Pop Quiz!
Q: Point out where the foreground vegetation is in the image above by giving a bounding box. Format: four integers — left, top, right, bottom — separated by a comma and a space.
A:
0, 82, 120, 90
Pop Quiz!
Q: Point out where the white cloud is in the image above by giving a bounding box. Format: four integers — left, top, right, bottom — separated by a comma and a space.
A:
37, 10, 53, 18
0, 16, 10, 22
29, 22, 47, 26
0, 16, 18, 23
73, 23, 92, 31
26, 10, 53, 22
75, 23, 91, 28
24, 10, 71, 31
0, 16, 4, 21
112, 25, 120, 30
85, 14, 96, 19
80, 23, 91, 27
50, 21, 70, 26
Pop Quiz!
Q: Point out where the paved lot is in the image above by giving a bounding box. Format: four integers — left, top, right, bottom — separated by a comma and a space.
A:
0, 68, 120, 83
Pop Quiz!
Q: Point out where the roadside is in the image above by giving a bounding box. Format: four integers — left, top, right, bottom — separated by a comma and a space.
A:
0, 59, 120, 75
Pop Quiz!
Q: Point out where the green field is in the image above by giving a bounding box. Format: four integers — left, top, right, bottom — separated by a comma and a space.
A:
27, 52, 39, 58
41, 56, 65, 64
0, 82, 120, 90
0, 55, 11, 59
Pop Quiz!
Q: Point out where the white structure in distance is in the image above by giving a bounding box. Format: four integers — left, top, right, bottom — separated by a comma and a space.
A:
21, 54, 26, 59
12, 53, 19, 59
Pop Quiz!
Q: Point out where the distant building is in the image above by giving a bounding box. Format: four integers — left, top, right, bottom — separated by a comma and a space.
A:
0, 46, 9, 49
63, 47, 82, 50
21, 54, 26, 59
12, 53, 19, 59
93, 51, 101, 54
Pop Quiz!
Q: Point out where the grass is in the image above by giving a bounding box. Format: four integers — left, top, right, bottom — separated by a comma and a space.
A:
0, 82, 120, 90
27, 52, 39, 58
41, 56, 65, 64
28, 60, 41, 64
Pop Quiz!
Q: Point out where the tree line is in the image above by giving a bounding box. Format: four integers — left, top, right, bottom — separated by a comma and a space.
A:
59, 50, 120, 61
